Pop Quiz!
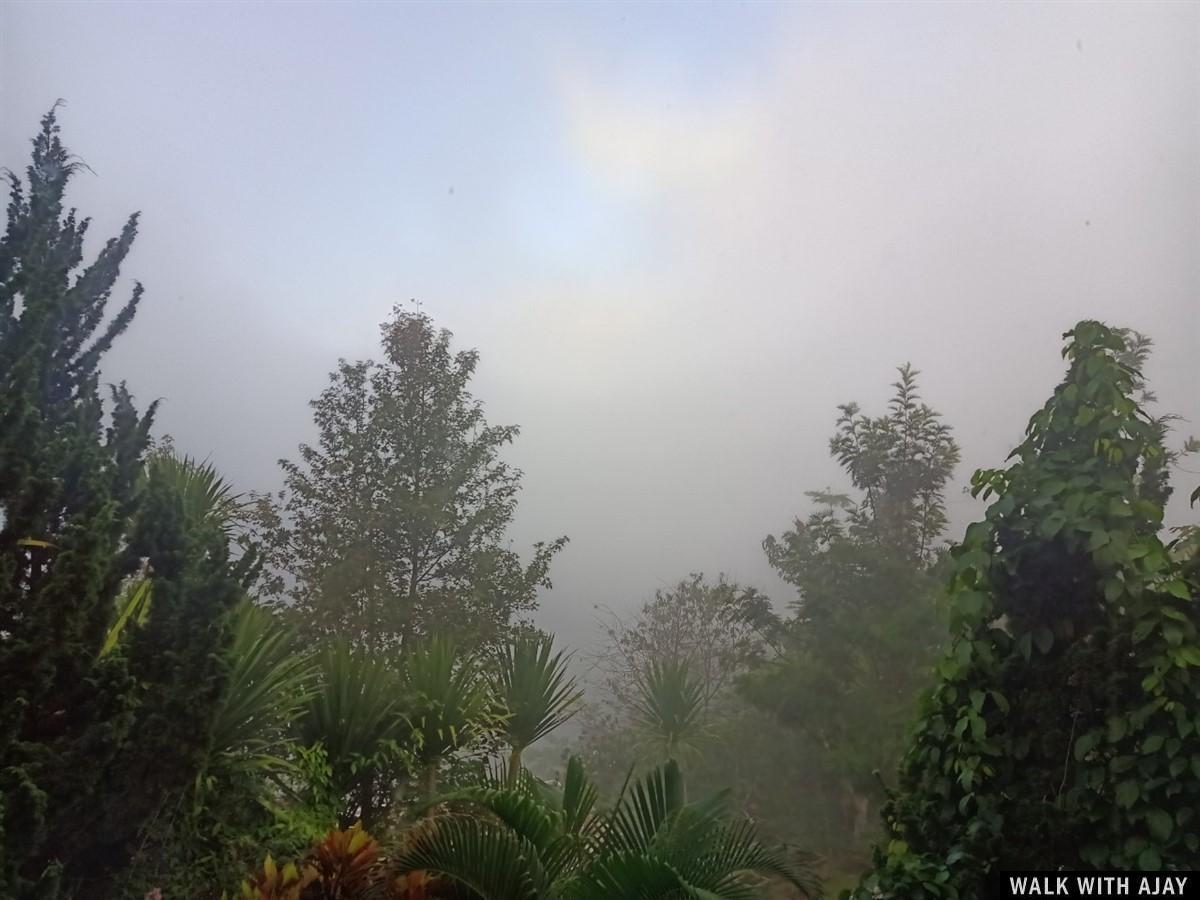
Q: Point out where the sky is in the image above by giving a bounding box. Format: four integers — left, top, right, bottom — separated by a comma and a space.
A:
2, 1, 1197, 651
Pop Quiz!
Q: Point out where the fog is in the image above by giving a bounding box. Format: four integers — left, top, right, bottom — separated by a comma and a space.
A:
2, 0, 1196, 651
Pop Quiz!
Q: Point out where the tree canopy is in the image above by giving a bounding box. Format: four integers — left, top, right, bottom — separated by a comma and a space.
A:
258, 306, 566, 652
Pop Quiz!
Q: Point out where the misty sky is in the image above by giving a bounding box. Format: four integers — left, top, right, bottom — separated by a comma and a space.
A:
2, 1, 1197, 650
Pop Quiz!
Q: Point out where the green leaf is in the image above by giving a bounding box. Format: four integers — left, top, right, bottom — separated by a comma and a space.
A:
1137, 847, 1162, 871
1164, 580, 1192, 600
1141, 733, 1166, 754
1033, 627, 1054, 654
1106, 717, 1127, 743
1017, 632, 1033, 662
1115, 780, 1139, 809
1145, 808, 1173, 842
1074, 731, 1099, 762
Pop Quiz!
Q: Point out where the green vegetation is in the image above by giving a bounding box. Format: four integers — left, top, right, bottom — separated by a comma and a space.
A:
0, 110, 1195, 899
847, 322, 1200, 897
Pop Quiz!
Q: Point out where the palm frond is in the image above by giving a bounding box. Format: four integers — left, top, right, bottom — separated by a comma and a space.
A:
602, 759, 686, 854
99, 576, 152, 657
422, 784, 560, 853
394, 816, 543, 900
558, 755, 598, 836
145, 452, 246, 539
208, 600, 317, 770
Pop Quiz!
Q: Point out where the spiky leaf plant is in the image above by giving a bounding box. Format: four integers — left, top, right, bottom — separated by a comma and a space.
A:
403, 636, 494, 799
631, 658, 709, 764
493, 633, 582, 785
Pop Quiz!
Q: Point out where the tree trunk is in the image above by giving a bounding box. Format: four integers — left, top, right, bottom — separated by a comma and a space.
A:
507, 746, 523, 788
848, 786, 870, 840
421, 761, 438, 802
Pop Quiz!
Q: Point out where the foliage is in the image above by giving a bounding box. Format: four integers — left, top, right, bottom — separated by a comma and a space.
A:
253, 305, 567, 652
0, 106, 156, 896
850, 322, 1200, 897
209, 601, 318, 778
232, 823, 384, 899
593, 574, 778, 707
824, 364, 960, 563
579, 575, 834, 861
403, 636, 495, 800
114, 606, 332, 900
300, 643, 413, 828
394, 755, 823, 899
493, 633, 582, 784
745, 367, 958, 852
630, 658, 709, 764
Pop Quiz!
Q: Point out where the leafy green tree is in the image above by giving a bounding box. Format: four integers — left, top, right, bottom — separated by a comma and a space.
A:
745, 367, 959, 849
395, 755, 823, 899
852, 322, 1200, 897
0, 107, 156, 896
593, 574, 777, 708
493, 633, 582, 786
578, 575, 825, 856
257, 306, 567, 651
825, 364, 959, 563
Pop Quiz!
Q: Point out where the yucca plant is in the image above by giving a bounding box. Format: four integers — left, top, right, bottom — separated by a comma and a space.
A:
630, 657, 709, 764
493, 633, 582, 786
392, 755, 823, 899
207, 601, 318, 777
301, 642, 412, 827
402, 636, 493, 800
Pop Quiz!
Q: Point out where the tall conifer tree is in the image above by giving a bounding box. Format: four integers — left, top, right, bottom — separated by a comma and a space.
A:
0, 106, 155, 895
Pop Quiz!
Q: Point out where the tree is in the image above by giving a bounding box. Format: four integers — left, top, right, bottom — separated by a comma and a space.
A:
852, 322, 1200, 897
578, 576, 834, 865
0, 106, 156, 896
258, 306, 566, 652
744, 366, 959, 850
592, 574, 777, 710
579, 575, 776, 786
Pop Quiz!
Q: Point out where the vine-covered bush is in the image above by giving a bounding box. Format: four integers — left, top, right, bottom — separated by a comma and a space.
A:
849, 321, 1200, 897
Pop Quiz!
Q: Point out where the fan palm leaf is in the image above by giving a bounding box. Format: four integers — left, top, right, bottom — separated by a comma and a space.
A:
395, 816, 545, 900
392, 755, 823, 900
